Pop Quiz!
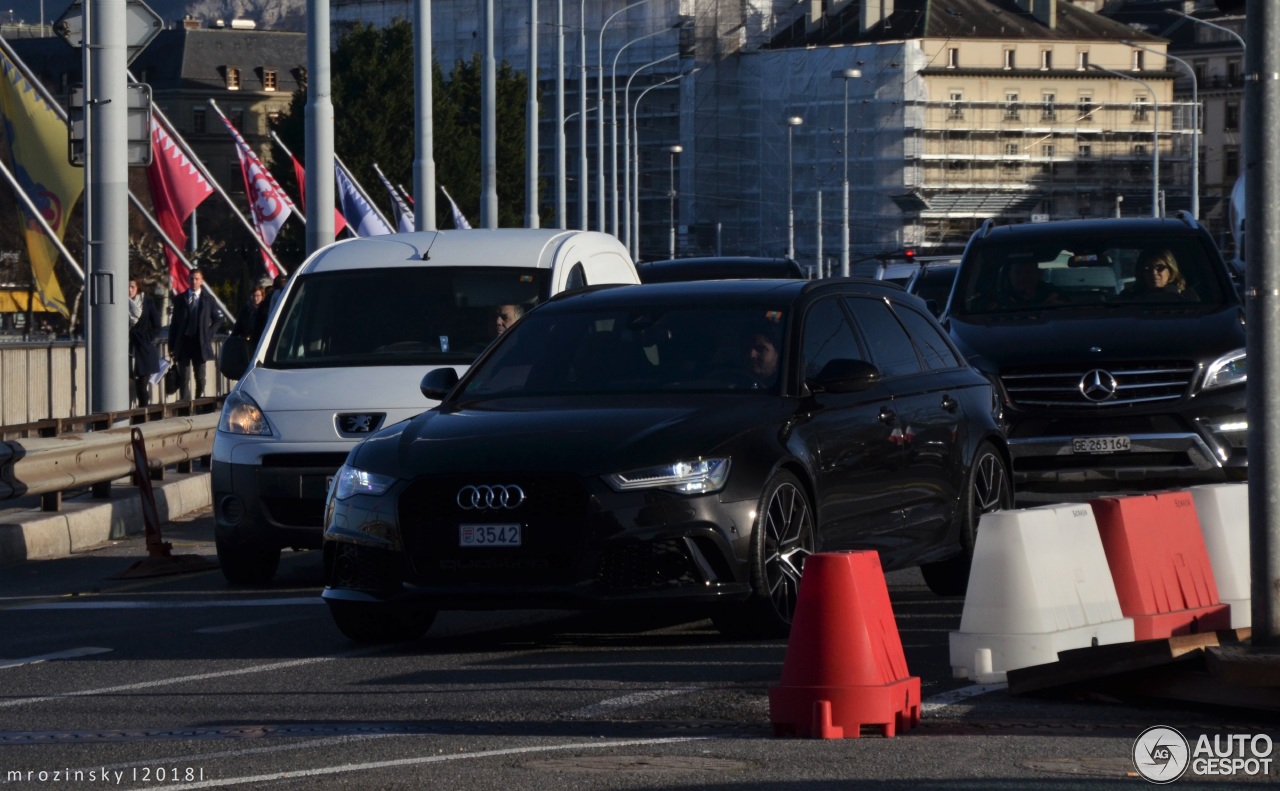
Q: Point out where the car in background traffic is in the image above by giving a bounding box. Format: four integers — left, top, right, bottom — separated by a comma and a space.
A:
904, 260, 960, 316
941, 214, 1247, 486
637, 256, 804, 283
321, 279, 1011, 643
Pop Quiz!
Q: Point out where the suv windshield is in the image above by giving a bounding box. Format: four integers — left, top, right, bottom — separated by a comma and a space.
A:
265, 267, 550, 368
952, 233, 1225, 317
462, 306, 788, 398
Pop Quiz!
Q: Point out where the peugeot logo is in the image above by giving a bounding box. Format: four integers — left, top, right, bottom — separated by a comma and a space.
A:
457, 484, 526, 510
1079, 369, 1119, 402
336, 413, 385, 435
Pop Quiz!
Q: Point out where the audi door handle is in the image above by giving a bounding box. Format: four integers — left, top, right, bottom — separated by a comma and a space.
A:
878, 407, 897, 425
941, 394, 958, 413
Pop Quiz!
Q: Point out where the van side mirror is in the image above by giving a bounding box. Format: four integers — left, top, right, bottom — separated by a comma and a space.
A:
219, 336, 251, 380
420, 367, 460, 401
806, 358, 882, 394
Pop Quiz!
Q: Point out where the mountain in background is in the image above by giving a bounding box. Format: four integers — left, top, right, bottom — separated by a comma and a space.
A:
9, 0, 305, 31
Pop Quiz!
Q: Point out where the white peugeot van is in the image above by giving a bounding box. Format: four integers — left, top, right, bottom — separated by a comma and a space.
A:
212, 229, 640, 583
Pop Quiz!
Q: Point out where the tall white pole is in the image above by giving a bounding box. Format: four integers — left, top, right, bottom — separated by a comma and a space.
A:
785, 116, 803, 260
414, 0, 436, 230
1125, 42, 1198, 218
306, 0, 335, 251
578, 0, 588, 229
481, 0, 498, 227
555, 0, 566, 228
834, 69, 860, 276
525, 0, 539, 228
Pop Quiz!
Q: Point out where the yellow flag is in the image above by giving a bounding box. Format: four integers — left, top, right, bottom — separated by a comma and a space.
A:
0, 53, 83, 318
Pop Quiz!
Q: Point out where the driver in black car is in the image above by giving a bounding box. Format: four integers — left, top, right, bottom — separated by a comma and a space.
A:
744, 319, 781, 389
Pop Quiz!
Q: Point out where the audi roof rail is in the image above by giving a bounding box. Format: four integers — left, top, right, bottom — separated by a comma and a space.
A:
978, 218, 997, 238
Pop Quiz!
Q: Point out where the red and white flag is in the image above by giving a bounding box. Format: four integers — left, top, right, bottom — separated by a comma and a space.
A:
146, 118, 213, 292
219, 114, 294, 277
288, 152, 348, 237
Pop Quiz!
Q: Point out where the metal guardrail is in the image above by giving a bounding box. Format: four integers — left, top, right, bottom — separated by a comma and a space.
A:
0, 402, 221, 512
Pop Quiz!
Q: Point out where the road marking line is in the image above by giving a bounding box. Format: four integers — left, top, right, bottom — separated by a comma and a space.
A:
194, 617, 300, 634
0, 652, 373, 709
8, 597, 323, 610
920, 683, 1007, 711
0, 647, 113, 670
141, 736, 710, 791
565, 687, 703, 719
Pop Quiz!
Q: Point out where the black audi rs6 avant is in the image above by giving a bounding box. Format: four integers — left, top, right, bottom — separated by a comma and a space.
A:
321, 279, 1011, 641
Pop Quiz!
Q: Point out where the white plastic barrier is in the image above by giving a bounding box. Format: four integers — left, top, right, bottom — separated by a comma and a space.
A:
1189, 483, 1251, 629
950, 503, 1134, 683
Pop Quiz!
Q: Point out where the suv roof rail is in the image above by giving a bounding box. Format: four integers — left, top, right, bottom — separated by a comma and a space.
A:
1173, 210, 1199, 230
978, 218, 996, 238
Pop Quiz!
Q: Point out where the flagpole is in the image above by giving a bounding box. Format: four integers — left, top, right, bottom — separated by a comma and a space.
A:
334, 154, 395, 230
372, 162, 414, 233
205, 99, 293, 274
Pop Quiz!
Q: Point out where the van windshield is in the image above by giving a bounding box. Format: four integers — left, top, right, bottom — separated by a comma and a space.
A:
264, 267, 550, 368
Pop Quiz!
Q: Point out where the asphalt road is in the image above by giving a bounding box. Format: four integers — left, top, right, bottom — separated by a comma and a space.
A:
0, 506, 1273, 790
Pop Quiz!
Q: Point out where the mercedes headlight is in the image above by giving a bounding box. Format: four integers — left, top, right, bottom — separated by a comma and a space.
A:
1203, 349, 1247, 391
217, 391, 272, 435
605, 458, 731, 494
333, 464, 399, 500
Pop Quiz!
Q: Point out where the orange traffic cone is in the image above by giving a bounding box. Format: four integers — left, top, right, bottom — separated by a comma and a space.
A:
769, 551, 921, 738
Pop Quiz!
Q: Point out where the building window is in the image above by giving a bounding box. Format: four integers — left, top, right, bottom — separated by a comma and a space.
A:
1133, 95, 1149, 122
192, 108, 206, 134
225, 67, 241, 90
1005, 143, 1020, 156
1077, 94, 1095, 122
1042, 92, 1056, 121
1194, 63, 1206, 85
947, 48, 959, 69
1040, 49, 1052, 70
1228, 60, 1241, 86
263, 69, 278, 91
267, 111, 281, 127
1003, 49, 1015, 70
1077, 50, 1089, 71
1224, 148, 1240, 179
231, 110, 244, 131
948, 90, 964, 119
1042, 144, 1055, 158
1004, 92, 1020, 120
1132, 50, 1144, 71
1225, 102, 1239, 130
1133, 144, 1148, 157
1078, 143, 1092, 157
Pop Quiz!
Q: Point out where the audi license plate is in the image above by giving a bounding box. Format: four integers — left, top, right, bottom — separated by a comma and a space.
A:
459, 524, 522, 547
1072, 436, 1131, 454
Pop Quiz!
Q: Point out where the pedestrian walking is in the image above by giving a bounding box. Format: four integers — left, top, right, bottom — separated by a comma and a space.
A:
127, 276, 162, 407
167, 268, 224, 400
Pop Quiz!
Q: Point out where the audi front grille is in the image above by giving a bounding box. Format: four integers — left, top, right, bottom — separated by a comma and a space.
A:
1001, 360, 1198, 408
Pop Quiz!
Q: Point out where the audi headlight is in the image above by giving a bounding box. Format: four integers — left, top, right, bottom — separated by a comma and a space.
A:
332, 464, 399, 500
605, 458, 731, 494
1203, 349, 1247, 391
218, 391, 272, 435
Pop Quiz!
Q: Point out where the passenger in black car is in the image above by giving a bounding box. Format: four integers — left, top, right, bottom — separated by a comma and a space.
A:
971, 258, 1061, 311
1123, 248, 1199, 301
745, 319, 781, 389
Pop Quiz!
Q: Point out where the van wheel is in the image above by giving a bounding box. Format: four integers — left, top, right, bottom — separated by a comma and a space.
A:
216, 537, 281, 586
713, 470, 814, 639
326, 600, 436, 643
922, 441, 1012, 596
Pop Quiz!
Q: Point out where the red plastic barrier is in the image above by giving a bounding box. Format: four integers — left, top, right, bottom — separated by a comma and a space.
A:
769, 551, 921, 738
1090, 491, 1230, 640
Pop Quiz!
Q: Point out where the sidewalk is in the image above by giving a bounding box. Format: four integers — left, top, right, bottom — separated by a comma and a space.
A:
0, 472, 211, 567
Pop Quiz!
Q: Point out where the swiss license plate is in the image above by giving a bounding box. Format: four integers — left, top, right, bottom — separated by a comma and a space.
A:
459, 523, 522, 547
1072, 436, 1131, 454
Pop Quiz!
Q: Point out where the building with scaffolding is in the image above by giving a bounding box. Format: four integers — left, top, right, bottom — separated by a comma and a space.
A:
331, 0, 1192, 268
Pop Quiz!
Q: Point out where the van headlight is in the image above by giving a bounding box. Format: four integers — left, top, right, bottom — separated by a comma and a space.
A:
1203, 349, 1247, 391
333, 464, 399, 500
218, 391, 272, 435
605, 458, 731, 494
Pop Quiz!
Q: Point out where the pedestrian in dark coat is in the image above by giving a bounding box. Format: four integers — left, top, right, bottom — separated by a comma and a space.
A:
128, 277, 161, 407
167, 268, 225, 400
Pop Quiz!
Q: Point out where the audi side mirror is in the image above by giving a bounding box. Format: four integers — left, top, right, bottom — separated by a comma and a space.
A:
421, 367, 460, 401
807, 358, 882, 394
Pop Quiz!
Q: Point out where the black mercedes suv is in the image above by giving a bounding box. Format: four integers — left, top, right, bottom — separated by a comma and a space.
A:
940, 214, 1247, 486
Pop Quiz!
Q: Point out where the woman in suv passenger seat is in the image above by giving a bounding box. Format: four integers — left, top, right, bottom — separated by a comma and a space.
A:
1124, 248, 1198, 301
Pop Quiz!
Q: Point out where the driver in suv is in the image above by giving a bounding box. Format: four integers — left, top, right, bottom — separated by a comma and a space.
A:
939, 214, 1247, 486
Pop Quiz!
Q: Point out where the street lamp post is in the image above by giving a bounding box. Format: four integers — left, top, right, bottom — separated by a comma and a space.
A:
1164, 8, 1247, 51
612, 23, 680, 245
598, 0, 661, 235
631, 69, 694, 261
1088, 64, 1160, 217
785, 116, 803, 260
832, 68, 861, 277
623, 52, 678, 254
1125, 41, 1198, 218
666, 144, 682, 259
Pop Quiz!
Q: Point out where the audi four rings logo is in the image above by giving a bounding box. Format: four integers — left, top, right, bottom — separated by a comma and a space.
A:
457, 485, 526, 510
1079, 369, 1119, 402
